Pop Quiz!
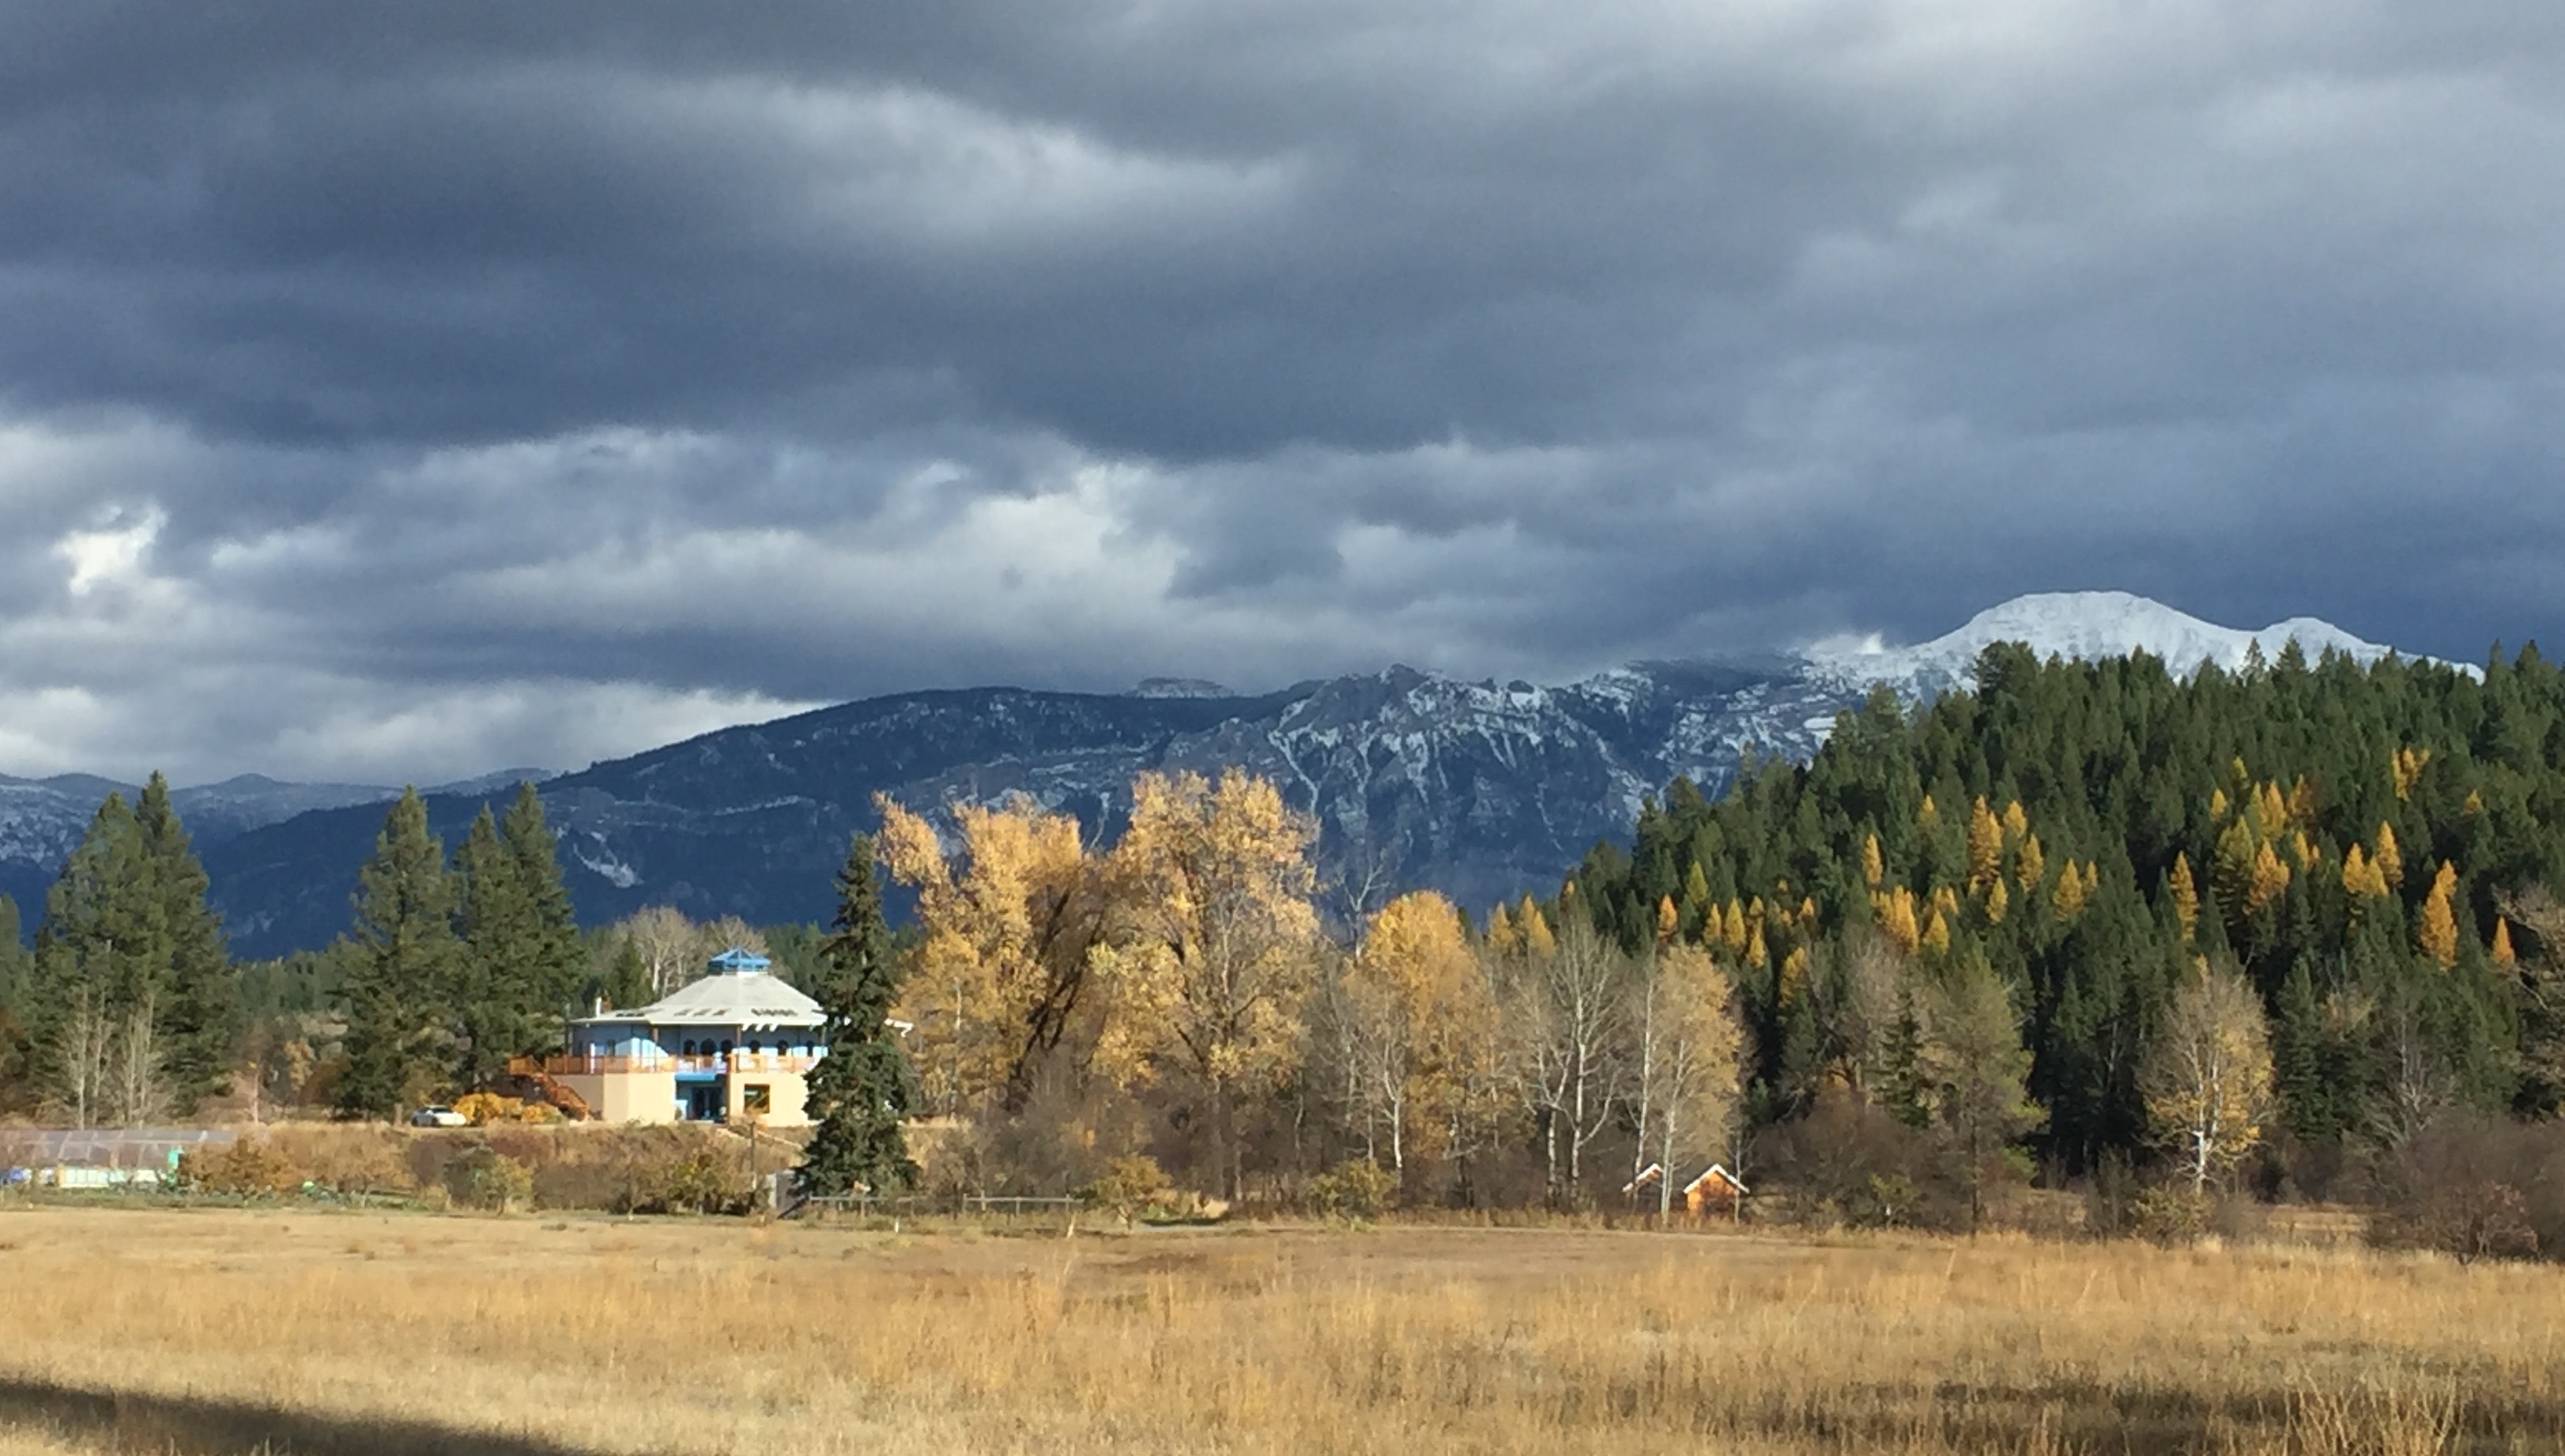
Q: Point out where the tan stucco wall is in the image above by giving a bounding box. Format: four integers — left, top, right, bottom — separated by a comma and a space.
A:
558, 1070, 680, 1124
727, 1071, 811, 1127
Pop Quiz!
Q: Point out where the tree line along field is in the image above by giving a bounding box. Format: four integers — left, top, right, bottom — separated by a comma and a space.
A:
0, 1205, 2558, 1456
3, 640, 2565, 1250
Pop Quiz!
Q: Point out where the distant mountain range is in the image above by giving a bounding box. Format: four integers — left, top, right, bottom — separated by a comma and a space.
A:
0, 593, 2426, 957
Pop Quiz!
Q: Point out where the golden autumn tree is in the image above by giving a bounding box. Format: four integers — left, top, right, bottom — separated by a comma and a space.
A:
1877, 885, 1922, 956
2393, 746, 2431, 802
1632, 942, 1743, 1216
2052, 861, 2091, 923
1088, 770, 1322, 1201
2141, 960, 2275, 1193
1334, 891, 1500, 1179
875, 794, 1103, 1114
2494, 918, 2518, 969
2016, 833, 2046, 897
1984, 876, 2009, 926
1860, 834, 1884, 889
2418, 860, 2462, 969
1521, 897, 1560, 960
1966, 797, 2004, 894
2375, 822, 2405, 888
2168, 853, 2199, 941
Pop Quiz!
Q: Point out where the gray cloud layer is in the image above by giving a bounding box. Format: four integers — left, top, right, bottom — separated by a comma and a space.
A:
2, 2, 2560, 783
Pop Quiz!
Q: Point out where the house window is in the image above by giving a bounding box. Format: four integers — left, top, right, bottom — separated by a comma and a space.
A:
743, 1084, 771, 1115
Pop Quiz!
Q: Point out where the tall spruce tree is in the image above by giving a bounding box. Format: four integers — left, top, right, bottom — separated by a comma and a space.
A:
34, 794, 168, 1126
136, 773, 240, 1113
502, 784, 584, 1023
452, 806, 534, 1088
338, 789, 462, 1119
451, 785, 585, 1086
799, 834, 918, 1196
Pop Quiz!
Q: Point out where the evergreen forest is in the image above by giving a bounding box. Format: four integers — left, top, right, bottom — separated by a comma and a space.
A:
1567, 640, 2565, 1194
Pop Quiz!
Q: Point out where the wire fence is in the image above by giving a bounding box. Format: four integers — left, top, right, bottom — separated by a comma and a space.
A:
779, 1186, 1084, 1220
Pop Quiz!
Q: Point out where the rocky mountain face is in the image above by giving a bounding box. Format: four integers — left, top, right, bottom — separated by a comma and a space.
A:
0, 594, 2424, 957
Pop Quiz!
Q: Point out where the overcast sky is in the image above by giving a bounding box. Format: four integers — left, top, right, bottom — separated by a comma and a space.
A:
3, 2, 2561, 786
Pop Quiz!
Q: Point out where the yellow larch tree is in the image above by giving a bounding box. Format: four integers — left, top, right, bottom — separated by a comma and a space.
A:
2001, 800, 2029, 846
1484, 901, 1518, 956
2393, 746, 2431, 801
2375, 823, 2405, 888
1520, 898, 1559, 960
2053, 862, 2092, 923
1921, 907, 1952, 959
2168, 853, 2200, 942
2248, 840, 2292, 918
1088, 769, 1322, 1201
1966, 797, 2004, 894
1984, 876, 2009, 926
2016, 833, 2046, 896
1861, 834, 1884, 889
2493, 918, 2518, 969
1655, 895, 1680, 947
2417, 861, 2462, 969
1879, 885, 1921, 956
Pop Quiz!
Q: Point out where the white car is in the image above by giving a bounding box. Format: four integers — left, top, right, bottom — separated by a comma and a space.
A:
409, 1106, 469, 1128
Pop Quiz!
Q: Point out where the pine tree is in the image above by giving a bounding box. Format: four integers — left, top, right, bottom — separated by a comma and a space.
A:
337, 790, 462, 1119
135, 774, 238, 1114
601, 935, 654, 1010
1914, 953, 2043, 1231
799, 835, 919, 1197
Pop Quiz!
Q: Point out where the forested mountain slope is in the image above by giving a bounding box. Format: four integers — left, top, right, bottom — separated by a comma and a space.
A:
1569, 639, 2565, 1175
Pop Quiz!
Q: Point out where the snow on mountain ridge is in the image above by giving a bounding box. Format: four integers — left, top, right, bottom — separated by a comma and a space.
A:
1807, 591, 2405, 694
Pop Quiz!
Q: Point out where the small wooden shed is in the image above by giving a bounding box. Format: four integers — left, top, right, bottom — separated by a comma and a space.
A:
1682, 1164, 1748, 1220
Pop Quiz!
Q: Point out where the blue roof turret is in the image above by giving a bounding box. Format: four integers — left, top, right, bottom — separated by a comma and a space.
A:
707, 946, 772, 975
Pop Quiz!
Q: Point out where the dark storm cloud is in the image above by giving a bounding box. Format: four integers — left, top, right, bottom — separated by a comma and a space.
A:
1, 1, 2562, 782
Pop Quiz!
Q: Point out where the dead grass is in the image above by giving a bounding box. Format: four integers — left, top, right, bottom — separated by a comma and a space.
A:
0, 1206, 2556, 1454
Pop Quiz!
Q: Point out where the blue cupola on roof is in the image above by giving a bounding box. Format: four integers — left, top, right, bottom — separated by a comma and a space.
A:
707, 947, 771, 975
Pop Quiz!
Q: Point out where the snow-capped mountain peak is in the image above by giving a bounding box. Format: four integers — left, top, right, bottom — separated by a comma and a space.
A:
1808, 591, 2398, 695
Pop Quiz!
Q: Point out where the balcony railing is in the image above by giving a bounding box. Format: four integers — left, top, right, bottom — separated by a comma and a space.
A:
511, 1052, 821, 1077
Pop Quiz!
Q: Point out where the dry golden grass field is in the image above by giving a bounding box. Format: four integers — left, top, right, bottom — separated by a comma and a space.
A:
0, 1205, 2558, 1455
